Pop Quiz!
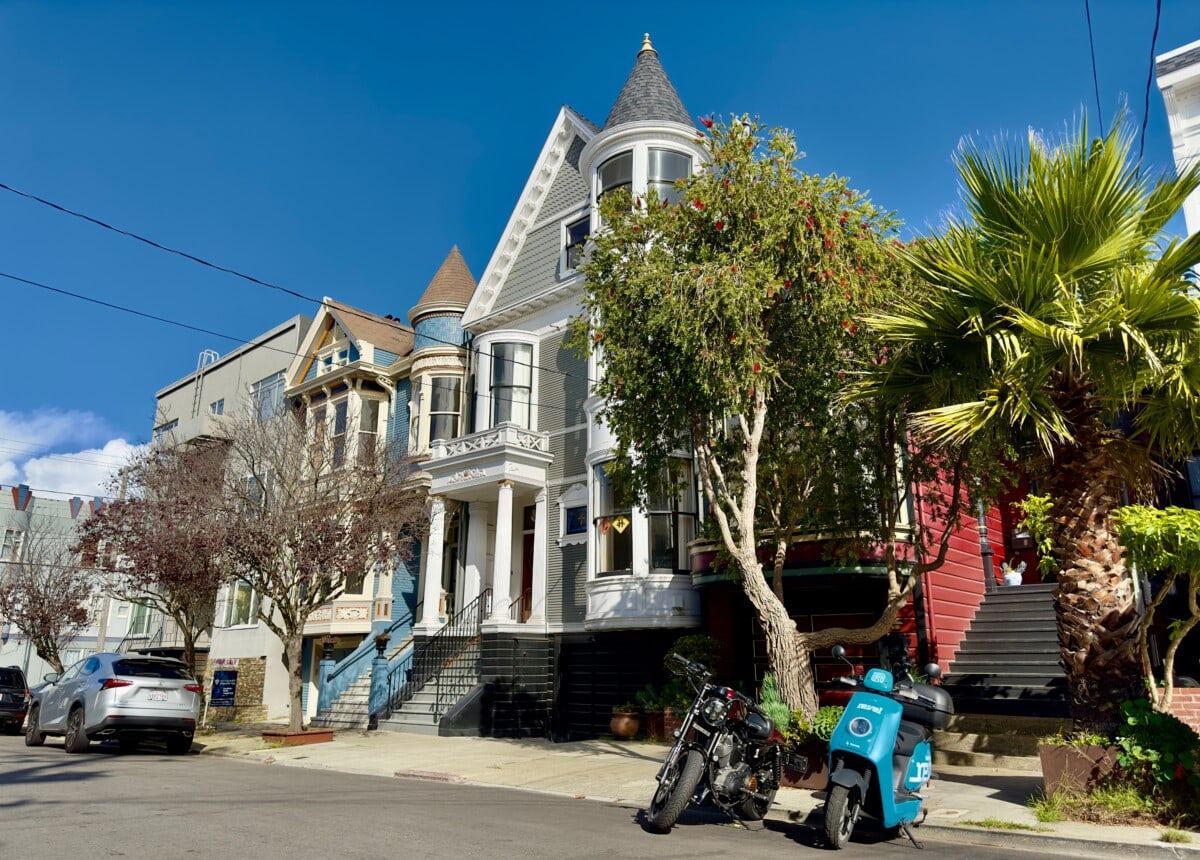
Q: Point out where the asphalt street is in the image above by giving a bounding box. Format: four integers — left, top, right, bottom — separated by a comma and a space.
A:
0, 735, 1071, 859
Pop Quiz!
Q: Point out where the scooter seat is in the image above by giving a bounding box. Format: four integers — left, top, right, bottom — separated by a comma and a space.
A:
894, 720, 927, 757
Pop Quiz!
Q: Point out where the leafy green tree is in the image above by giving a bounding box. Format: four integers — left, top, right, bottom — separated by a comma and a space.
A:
1113, 505, 1200, 712
853, 117, 1200, 731
573, 117, 982, 715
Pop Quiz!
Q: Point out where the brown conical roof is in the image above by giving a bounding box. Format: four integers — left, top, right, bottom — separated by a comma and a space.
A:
410, 246, 476, 324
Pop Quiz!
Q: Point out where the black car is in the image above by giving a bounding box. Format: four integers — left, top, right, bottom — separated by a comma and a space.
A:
0, 666, 29, 734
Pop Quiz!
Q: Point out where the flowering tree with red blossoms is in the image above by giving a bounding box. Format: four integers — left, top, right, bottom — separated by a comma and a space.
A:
573, 117, 994, 715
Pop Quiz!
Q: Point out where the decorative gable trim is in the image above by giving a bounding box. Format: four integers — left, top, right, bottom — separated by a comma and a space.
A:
464, 106, 595, 328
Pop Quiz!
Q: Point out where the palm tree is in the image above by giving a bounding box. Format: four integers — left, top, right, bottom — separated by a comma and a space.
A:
854, 118, 1200, 731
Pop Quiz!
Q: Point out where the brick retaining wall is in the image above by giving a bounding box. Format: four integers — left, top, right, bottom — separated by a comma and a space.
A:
1168, 688, 1200, 735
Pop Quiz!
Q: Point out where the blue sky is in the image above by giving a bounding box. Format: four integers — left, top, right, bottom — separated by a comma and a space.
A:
2, 0, 1198, 499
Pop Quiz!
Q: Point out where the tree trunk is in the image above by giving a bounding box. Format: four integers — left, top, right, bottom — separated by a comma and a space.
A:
732, 542, 815, 714
285, 633, 305, 732
1046, 443, 1142, 734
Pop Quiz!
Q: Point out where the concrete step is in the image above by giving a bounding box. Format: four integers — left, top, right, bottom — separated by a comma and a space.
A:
929, 713, 1067, 771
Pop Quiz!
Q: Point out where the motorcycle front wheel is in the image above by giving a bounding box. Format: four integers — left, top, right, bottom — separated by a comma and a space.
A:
736, 746, 780, 821
646, 748, 704, 833
823, 783, 861, 849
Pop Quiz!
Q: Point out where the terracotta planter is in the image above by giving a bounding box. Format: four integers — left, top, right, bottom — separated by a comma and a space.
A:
262, 728, 335, 747
781, 741, 829, 790
1038, 743, 1119, 795
610, 712, 640, 739
643, 709, 665, 739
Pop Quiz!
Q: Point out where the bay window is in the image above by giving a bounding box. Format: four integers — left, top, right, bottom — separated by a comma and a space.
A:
491, 343, 532, 427
429, 377, 461, 442
646, 459, 696, 572
594, 463, 633, 575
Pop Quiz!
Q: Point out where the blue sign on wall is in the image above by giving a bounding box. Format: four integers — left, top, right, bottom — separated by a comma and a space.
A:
211, 670, 238, 707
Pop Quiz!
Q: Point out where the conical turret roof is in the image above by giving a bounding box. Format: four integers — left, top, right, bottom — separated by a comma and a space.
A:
603, 34, 692, 131
410, 246, 476, 323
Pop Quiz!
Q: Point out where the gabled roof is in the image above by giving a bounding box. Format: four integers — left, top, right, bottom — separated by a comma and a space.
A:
409, 246, 476, 323
287, 297, 414, 388
463, 105, 596, 327
326, 298, 413, 358
603, 34, 692, 131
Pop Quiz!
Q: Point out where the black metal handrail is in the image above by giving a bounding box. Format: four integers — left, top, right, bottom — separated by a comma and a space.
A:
376, 588, 491, 722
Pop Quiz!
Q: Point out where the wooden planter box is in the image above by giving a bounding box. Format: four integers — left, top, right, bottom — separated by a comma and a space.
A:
1038, 743, 1119, 795
262, 728, 335, 747
781, 741, 829, 790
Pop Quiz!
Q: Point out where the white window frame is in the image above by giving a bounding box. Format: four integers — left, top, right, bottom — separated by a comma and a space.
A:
477, 334, 538, 431
316, 340, 352, 376
209, 398, 225, 416
220, 580, 258, 628
560, 213, 590, 275
1, 528, 24, 561
250, 371, 286, 421
592, 142, 696, 231
557, 483, 588, 547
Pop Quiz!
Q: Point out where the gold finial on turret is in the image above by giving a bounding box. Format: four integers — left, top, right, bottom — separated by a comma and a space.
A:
640, 33, 656, 54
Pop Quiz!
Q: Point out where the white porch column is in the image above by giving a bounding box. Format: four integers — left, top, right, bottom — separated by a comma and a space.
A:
463, 501, 488, 606
419, 495, 446, 627
528, 488, 548, 623
489, 481, 514, 620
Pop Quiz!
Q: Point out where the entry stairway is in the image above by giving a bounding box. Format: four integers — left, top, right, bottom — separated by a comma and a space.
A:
943, 582, 1069, 718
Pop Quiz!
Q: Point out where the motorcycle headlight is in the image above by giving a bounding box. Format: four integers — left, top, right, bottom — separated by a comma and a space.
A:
699, 696, 729, 727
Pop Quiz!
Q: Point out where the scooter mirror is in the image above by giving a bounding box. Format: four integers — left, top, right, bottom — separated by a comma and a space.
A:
831, 645, 846, 660
924, 663, 942, 680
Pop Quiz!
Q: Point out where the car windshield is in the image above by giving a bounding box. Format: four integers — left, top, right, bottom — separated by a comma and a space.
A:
112, 660, 193, 680
0, 668, 23, 687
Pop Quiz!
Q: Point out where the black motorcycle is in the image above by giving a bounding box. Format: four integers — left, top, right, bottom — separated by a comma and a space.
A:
645, 653, 799, 833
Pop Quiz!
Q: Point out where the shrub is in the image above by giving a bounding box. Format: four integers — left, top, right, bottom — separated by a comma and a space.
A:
1116, 698, 1200, 791
811, 705, 844, 742
758, 673, 791, 728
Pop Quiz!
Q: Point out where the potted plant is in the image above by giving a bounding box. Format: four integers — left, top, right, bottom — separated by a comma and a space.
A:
635, 684, 665, 739
1037, 731, 1119, 796
610, 702, 641, 739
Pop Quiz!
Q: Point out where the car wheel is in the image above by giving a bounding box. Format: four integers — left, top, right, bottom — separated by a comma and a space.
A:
64, 706, 90, 753
165, 735, 192, 755
24, 706, 45, 747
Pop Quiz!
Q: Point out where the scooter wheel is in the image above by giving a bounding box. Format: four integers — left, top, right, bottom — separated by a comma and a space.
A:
824, 783, 861, 849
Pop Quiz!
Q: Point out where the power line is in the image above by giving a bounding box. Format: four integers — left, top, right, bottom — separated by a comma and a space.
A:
3, 267, 591, 421
1083, 0, 1104, 127
1138, 0, 1162, 162
0, 270, 306, 361
0, 180, 588, 385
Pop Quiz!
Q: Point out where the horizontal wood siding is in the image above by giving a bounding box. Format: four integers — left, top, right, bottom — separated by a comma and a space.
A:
918, 479, 1008, 669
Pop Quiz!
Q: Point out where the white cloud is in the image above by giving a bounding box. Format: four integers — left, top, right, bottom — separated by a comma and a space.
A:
0, 409, 142, 500
20, 439, 143, 500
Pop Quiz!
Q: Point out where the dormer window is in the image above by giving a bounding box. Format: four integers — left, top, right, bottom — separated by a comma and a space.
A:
318, 342, 351, 375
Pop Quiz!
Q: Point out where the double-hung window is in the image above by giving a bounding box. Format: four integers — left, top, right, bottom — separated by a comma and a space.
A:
127, 602, 153, 637
563, 216, 589, 271
359, 399, 382, 461
491, 343, 532, 428
1, 528, 23, 561
646, 459, 696, 572
223, 581, 256, 627
593, 463, 633, 575
429, 377, 461, 442
331, 400, 349, 468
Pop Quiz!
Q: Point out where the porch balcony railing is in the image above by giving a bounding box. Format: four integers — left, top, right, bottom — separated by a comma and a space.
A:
428, 423, 548, 460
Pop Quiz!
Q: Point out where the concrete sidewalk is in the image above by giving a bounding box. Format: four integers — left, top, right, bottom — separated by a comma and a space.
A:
194, 723, 1198, 858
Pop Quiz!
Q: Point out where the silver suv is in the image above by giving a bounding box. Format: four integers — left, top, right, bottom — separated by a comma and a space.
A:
26, 653, 201, 754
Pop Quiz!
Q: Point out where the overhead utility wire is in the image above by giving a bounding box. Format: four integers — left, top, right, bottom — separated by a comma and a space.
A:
1083, 0, 1104, 128
2, 268, 586, 420
0, 180, 583, 385
1138, 0, 1162, 162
